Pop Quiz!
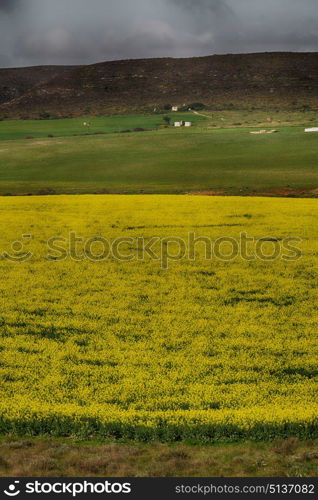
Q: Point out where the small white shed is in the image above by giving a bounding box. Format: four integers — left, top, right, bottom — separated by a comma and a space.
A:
305, 128, 318, 132
174, 121, 192, 128
172, 106, 179, 112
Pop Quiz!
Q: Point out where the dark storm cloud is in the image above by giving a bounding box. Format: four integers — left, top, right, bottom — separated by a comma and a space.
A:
0, 0, 317, 67
169, 0, 237, 36
170, 0, 233, 17
14, 18, 184, 65
0, 0, 20, 12
169, 0, 318, 53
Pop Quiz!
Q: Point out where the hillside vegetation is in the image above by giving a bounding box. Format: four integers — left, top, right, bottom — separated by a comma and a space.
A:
0, 65, 76, 107
0, 52, 317, 118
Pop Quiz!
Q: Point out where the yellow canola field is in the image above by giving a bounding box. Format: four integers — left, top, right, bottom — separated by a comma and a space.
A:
0, 195, 317, 441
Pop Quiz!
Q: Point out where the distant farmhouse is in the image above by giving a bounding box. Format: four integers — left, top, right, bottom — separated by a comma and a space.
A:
305, 128, 318, 132
172, 106, 179, 111
174, 121, 192, 127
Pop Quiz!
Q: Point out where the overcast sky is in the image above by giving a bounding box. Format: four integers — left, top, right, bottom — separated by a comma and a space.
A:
0, 0, 317, 67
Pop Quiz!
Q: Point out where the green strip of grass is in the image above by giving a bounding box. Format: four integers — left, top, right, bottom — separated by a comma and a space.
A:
0, 126, 317, 195
1, 417, 317, 444
0, 113, 205, 141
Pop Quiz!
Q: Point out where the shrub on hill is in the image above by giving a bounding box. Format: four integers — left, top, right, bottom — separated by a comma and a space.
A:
39, 112, 52, 120
188, 102, 206, 111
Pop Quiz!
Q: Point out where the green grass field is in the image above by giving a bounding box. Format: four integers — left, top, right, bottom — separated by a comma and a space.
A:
0, 113, 204, 141
0, 109, 316, 139
0, 121, 317, 196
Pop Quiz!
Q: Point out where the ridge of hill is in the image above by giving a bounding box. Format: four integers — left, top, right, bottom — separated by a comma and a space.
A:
0, 52, 317, 118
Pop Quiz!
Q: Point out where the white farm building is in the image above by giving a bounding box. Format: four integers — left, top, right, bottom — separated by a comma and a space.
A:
174, 121, 192, 128
305, 128, 318, 132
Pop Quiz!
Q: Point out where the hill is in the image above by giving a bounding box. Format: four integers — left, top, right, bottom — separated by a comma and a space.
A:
0, 52, 317, 119
0, 65, 77, 109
